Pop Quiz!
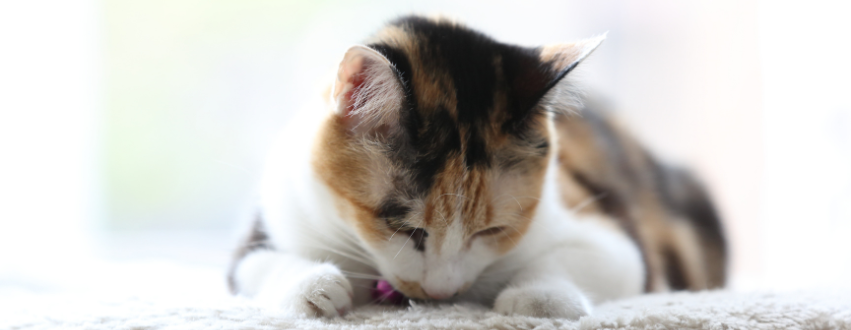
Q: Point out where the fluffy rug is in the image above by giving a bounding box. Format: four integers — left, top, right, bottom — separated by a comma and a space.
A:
4, 290, 850, 329
3, 260, 850, 329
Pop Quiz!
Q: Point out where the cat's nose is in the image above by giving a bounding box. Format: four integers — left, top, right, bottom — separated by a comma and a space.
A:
421, 266, 465, 300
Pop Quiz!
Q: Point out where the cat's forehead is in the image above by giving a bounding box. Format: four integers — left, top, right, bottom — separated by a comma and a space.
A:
366, 16, 544, 128
365, 17, 551, 194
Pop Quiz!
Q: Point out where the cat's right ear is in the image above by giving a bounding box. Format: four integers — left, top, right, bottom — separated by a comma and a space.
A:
332, 45, 404, 135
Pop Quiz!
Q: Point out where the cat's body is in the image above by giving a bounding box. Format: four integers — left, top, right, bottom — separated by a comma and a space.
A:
229, 16, 726, 319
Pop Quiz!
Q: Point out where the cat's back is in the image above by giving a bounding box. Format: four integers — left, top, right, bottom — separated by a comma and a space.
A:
551, 101, 727, 292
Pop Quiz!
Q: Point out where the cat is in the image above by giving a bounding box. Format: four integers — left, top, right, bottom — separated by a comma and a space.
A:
228, 15, 726, 319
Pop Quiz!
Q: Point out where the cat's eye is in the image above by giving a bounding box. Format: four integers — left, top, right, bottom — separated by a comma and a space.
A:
474, 226, 506, 238
402, 228, 428, 252
402, 228, 428, 238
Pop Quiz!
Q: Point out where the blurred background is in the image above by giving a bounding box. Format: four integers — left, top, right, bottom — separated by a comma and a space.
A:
1, 0, 849, 294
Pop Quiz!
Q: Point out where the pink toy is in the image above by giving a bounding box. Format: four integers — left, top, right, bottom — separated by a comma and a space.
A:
372, 279, 408, 305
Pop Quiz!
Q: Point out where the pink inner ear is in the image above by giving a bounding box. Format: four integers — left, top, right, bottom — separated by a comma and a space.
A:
332, 46, 403, 135
336, 55, 368, 118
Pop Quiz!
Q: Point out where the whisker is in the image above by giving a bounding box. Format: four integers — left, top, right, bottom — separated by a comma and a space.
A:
510, 195, 522, 211
500, 224, 521, 247
340, 270, 382, 277
438, 212, 450, 227
368, 294, 390, 305
299, 230, 371, 261
351, 283, 380, 291
297, 218, 374, 261
493, 194, 541, 204
438, 193, 467, 200
321, 219, 371, 250
300, 243, 377, 268
388, 225, 405, 241
393, 230, 414, 260
570, 193, 606, 213
291, 222, 376, 266
340, 271, 384, 280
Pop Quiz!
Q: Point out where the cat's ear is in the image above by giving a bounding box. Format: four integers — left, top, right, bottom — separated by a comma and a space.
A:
332, 45, 404, 135
509, 35, 605, 110
537, 34, 606, 84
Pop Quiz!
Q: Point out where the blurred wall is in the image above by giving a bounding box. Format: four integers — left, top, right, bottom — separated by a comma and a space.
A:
1, 0, 849, 291
0, 1, 101, 269
759, 0, 851, 290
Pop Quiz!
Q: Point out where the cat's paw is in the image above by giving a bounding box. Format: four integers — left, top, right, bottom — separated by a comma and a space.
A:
257, 263, 354, 318
292, 264, 354, 317
493, 281, 592, 320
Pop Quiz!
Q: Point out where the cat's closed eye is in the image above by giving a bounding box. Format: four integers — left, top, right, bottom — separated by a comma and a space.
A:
474, 226, 506, 238
402, 228, 428, 252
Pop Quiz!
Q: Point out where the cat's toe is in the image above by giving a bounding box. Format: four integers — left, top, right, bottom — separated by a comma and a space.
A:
493, 283, 592, 320
255, 262, 353, 318
296, 264, 354, 317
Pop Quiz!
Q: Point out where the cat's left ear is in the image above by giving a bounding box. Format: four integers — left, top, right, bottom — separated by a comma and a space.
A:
509, 34, 605, 110
332, 45, 405, 135
537, 34, 606, 85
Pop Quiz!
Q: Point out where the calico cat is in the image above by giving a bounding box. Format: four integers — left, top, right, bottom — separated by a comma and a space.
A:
228, 15, 726, 319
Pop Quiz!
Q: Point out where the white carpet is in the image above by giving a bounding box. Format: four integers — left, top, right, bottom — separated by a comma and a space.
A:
3, 260, 850, 329
4, 289, 850, 329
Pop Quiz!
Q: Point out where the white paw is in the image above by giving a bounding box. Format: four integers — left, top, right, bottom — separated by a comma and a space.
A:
493, 282, 592, 320
257, 263, 354, 318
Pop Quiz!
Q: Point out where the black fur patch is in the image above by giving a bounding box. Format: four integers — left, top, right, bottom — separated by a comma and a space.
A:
368, 16, 577, 195
402, 17, 498, 127
408, 228, 428, 252
378, 199, 413, 229
410, 109, 463, 194
378, 198, 428, 252
662, 246, 688, 290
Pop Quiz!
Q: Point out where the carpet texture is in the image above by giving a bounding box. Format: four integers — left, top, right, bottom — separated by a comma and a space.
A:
4, 290, 850, 329
3, 260, 849, 329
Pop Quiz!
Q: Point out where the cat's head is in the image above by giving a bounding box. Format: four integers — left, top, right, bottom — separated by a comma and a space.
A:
313, 16, 602, 300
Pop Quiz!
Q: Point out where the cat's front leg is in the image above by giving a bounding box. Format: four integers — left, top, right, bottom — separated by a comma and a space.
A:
493, 276, 592, 319
493, 216, 645, 319
233, 250, 354, 317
